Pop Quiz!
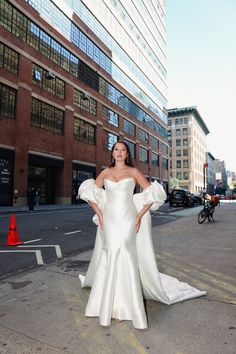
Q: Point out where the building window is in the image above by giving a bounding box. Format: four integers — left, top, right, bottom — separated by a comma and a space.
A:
124, 139, 135, 159
74, 118, 96, 144
183, 138, 188, 146
12, 7, 27, 41
102, 106, 118, 127
182, 128, 188, 135
162, 157, 168, 170
183, 159, 189, 168
150, 136, 159, 149
0, 42, 19, 75
40, 31, 51, 59
139, 147, 148, 163
60, 47, 70, 71
78, 61, 99, 91
27, 20, 40, 50
123, 119, 135, 136
73, 89, 97, 115
183, 172, 189, 180
176, 160, 181, 168
107, 132, 118, 150
31, 97, 64, 134
168, 119, 172, 126
98, 79, 167, 139
183, 149, 188, 156
151, 152, 159, 166
0, 0, 12, 32
71, 22, 111, 75
176, 150, 181, 157
176, 128, 181, 136
175, 118, 179, 125
160, 141, 168, 154
32, 64, 65, 98
184, 117, 188, 124
176, 139, 181, 146
139, 129, 148, 143
0, 83, 16, 118
176, 172, 182, 180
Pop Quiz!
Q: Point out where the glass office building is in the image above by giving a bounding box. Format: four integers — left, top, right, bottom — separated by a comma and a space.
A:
0, 0, 168, 205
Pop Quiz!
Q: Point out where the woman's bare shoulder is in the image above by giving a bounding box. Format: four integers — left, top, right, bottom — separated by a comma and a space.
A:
97, 168, 113, 180
95, 168, 111, 187
101, 168, 112, 176
130, 167, 142, 177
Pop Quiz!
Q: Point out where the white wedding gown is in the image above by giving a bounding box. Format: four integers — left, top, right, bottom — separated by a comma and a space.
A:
78, 178, 206, 329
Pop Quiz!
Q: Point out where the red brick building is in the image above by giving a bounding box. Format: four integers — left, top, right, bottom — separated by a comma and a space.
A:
0, 0, 169, 206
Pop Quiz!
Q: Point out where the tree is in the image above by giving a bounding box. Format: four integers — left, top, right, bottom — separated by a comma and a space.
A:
170, 177, 179, 189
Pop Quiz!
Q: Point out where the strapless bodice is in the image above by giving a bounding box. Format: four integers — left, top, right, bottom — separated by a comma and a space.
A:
104, 177, 135, 204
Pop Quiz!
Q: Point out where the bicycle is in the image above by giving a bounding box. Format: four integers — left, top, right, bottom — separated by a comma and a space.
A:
197, 195, 219, 224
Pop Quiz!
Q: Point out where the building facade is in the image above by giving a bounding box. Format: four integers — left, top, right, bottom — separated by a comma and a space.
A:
214, 159, 228, 195
0, 0, 168, 206
227, 170, 236, 191
168, 106, 209, 193
206, 152, 215, 195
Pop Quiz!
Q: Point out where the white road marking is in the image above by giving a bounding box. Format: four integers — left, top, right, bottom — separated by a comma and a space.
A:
18, 244, 63, 258
23, 239, 41, 244
64, 230, 81, 235
0, 250, 44, 265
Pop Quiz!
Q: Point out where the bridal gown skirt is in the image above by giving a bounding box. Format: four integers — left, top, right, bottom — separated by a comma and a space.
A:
78, 178, 206, 329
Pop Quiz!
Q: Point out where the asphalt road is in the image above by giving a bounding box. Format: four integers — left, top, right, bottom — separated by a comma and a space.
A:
0, 204, 191, 280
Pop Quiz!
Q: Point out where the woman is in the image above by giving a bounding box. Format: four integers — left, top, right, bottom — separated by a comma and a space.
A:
78, 142, 206, 329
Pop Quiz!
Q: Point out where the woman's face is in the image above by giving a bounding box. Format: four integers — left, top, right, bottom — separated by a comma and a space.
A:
112, 143, 128, 162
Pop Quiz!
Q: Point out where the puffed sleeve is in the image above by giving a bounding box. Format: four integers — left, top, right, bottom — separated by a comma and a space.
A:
140, 180, 167, 211
78, 179, 103, 205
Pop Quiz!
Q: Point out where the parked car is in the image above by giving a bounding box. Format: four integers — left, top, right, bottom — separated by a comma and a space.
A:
169, 189, 194, 207
192, 193, 204, 205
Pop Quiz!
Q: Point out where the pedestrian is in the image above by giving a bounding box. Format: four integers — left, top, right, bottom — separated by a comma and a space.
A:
28, 187, 35, 212
35, 188, 40, 207
78, 141, 206, 329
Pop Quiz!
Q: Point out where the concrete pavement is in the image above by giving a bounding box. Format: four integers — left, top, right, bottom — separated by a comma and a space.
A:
0, 204, 235, 354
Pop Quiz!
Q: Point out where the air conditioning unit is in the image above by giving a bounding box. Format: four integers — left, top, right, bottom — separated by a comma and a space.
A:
45, 71, 55, 80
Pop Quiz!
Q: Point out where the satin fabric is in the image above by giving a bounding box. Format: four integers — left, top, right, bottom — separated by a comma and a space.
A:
78, 178, 206, 329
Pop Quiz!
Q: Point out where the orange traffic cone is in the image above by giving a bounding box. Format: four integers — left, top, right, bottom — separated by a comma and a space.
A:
6, 214, 23, 246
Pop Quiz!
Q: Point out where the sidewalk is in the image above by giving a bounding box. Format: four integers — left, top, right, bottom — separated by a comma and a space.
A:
0, 203, 85, 214
0, 204, 235, 354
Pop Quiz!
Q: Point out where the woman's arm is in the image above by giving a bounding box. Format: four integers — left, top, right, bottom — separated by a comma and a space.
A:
135, 203, 153, 233
133, 168, 153, 232
87, 169, 108, 230
88, 201, 104, 230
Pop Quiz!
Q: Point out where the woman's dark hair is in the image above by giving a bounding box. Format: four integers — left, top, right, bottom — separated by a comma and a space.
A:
110, 141, 134, 167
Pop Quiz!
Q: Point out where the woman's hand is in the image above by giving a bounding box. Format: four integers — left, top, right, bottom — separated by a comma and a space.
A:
98, 212, 104, 230
135, 215, 142, 233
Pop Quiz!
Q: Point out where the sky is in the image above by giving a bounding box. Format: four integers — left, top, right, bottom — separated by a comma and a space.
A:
166, 0, 236, 172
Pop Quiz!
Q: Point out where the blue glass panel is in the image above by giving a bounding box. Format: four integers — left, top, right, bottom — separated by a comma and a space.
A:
79, 32, 87, 53
87, 38, 94, 59
94, 46, 100, 64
